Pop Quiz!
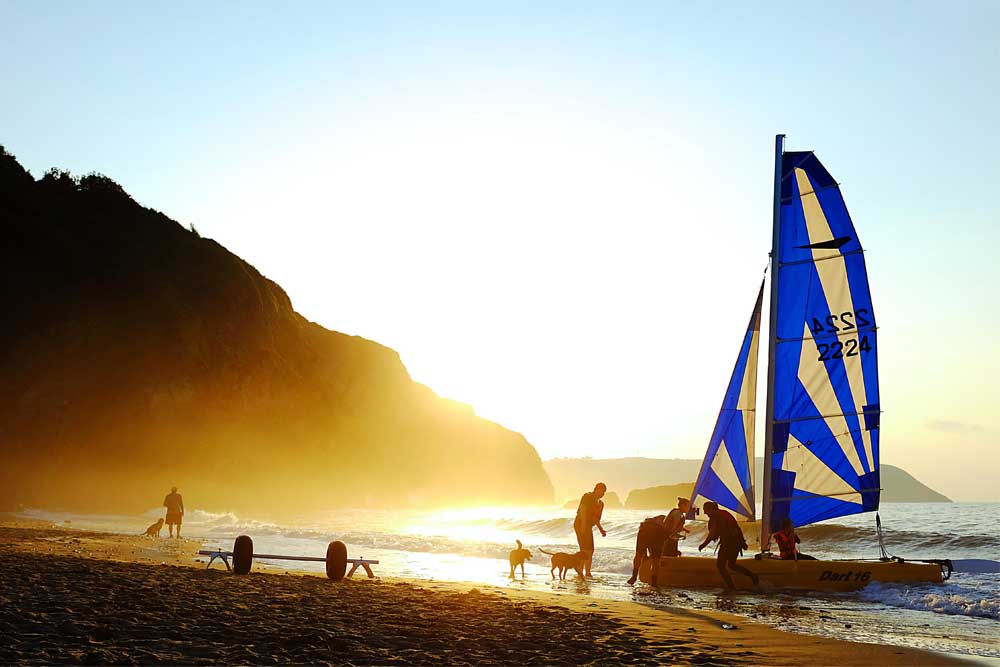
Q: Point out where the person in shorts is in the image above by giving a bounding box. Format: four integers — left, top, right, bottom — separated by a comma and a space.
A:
573, 482, 607, 577
163, 486, 184, 538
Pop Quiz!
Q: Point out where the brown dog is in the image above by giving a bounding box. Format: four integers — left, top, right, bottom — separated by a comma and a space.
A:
539, 548, 585, 580
141, 518, 164, 537
509, 540, 532, 577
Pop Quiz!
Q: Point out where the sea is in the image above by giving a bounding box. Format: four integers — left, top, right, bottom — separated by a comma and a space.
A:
19, 502, 1000, 661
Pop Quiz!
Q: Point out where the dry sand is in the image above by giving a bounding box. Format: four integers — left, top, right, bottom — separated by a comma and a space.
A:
0, 521, 973, 666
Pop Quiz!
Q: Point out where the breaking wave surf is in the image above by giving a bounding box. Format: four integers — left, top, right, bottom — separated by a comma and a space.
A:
860, 580, 1000, 620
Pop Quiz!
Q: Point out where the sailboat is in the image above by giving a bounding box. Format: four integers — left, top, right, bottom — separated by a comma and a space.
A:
639, 135, 952, 591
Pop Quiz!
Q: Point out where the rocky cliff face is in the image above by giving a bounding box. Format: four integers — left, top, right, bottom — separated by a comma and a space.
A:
0, 147, 553, 515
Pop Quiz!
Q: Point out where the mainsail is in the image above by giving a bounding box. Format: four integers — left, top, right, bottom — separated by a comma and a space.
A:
763, 145, 881, 535
688, 283, 763, 521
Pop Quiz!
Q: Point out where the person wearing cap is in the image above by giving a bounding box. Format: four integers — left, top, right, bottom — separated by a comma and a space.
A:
626, 514, 669, 585
163, 486, 184, 538
663, 497, 691, 557
698, 501, 759, 589
574, 482, 607, 577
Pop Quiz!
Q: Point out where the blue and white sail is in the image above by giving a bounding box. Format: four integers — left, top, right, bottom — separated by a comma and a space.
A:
689, 283, 763, 521
765, 149, 880, 533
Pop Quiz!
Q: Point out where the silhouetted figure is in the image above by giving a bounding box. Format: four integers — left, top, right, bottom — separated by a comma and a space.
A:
774, 517, 817, 560
163, 486, 184, 538
663, 497, 691, 557
698, 501, 759, 589
574, 482, 607, 577
627, 514, 667, 585
626, 497, 692, 586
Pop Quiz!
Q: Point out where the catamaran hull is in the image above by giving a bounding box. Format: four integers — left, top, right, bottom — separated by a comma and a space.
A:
638, 556, 943, 591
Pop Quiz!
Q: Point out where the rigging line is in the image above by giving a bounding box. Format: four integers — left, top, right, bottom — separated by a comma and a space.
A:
778, 249, 865, 268
778, 152, 816, 182
768, 488, 878, 502
876, 512, 894, 560
776, 326, 877, 343
780, 181, 842, 203
774, 410, 881, 425
782, 426, 867, 451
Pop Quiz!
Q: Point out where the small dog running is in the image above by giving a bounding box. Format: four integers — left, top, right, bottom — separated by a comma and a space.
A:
508, 539, 532, 577
141, 518, 164, 537
538, 548, 585, 580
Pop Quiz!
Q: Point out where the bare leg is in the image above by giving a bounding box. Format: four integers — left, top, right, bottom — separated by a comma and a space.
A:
727, 557, 758, 586
716, 551, 736, 589
627, 542, 646, 585
719, 545, 758, 588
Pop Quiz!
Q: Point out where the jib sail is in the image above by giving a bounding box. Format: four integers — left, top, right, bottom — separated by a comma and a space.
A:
689, 283, 763, 521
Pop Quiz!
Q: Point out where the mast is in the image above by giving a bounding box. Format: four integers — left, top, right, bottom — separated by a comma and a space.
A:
760, 133, 784, 552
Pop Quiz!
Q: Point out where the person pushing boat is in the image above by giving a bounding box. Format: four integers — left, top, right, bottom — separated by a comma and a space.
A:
626, 514, 667, 586
698, 501, 759, 590
663, 497, 691, 557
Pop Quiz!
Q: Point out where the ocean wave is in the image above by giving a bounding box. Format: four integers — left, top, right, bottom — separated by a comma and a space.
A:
798, 523, 1000, 554
860, 581, 1000, 620
494, 517, 575, 536
951, 560, 1000, 574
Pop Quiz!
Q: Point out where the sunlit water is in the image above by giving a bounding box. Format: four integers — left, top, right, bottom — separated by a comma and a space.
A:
20, 502, 1000, 660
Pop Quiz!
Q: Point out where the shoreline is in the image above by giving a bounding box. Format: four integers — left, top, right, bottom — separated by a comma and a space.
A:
0, 520, 975, 665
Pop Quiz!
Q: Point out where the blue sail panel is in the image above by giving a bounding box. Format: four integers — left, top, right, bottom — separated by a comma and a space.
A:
767, 150, 881, 533
689, 284, 763, 521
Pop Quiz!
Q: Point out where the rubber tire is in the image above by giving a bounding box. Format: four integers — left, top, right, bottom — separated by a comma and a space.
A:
233, 535, 254, 575
326, 541, 348, 580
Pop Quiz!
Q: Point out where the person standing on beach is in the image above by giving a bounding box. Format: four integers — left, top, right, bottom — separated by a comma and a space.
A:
574, 482, 607, 577
698, 501, 759, 590
163, 487, 184, 538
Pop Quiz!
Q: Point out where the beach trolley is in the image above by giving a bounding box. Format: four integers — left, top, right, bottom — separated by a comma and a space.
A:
198, 535, 379, 581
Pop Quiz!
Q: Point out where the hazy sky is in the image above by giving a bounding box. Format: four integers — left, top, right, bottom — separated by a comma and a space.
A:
3, 2, 998, 500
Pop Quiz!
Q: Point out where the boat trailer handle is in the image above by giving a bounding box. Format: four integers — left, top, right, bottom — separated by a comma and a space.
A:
919, 558, 954, 580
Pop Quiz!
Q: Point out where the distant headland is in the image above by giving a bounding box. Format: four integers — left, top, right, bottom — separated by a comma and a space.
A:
544, 457, 951, 509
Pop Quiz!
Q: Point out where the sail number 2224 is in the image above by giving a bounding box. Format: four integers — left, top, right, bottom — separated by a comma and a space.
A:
811, 309, 874, 362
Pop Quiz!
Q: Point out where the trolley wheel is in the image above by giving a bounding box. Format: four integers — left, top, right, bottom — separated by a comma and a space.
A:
326, 541, 348, 580
233, 535, 254, 575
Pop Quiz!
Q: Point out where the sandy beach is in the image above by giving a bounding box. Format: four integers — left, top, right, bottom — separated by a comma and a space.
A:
0, 520, 974, 666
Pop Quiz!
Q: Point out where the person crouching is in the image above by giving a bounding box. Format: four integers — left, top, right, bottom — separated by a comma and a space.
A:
627, 514, 668, 586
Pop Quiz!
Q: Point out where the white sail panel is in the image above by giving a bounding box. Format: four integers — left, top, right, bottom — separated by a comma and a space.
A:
781, 434, 863, 505
795, 168, 876, 472
796, 322, 865, 477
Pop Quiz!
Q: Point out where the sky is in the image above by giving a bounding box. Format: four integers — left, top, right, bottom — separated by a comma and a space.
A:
2, 1, 998, 501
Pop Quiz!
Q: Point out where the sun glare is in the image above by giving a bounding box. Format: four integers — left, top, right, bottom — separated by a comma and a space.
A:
212, 92, 766, 461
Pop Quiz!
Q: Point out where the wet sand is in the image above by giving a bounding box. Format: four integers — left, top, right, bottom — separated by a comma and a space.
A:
0, 522, 971, 666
